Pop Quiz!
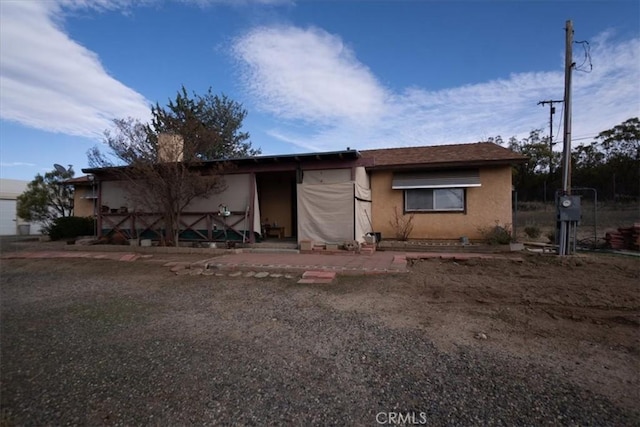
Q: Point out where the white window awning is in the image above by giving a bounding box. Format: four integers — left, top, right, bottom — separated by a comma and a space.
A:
392, 170, 481, 189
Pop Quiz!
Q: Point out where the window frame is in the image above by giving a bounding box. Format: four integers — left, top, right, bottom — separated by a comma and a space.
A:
403, 188, 467, 214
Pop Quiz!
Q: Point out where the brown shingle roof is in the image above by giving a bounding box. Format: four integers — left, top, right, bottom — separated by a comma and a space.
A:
360, 142, 527, 170
64, 175, 91, 184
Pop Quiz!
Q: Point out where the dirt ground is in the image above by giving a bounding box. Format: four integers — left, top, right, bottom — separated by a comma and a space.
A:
329, 253, 640, 410
1, 240, 639, 423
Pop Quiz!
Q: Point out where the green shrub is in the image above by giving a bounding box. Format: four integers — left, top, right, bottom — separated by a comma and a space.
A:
48, 216, 95, 241
478, 222, 513, 245
524, 225, 541, 239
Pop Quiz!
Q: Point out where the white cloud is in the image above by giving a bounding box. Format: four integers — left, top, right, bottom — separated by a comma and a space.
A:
0, 0, 294, 141
232, 25, 640, 151
182, 0, 292, 5
56, 0, 290, 11
232, 26, 390, 126
0, 1, 152, 138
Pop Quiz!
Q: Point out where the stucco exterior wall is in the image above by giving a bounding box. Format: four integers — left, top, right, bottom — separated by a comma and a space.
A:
370, 166, 513, 240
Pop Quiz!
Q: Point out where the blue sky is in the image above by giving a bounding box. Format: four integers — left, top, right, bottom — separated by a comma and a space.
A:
1, 0, 639, 180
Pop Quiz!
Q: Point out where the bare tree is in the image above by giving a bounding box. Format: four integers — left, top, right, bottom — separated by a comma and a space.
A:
88, 120, 225, 246
89, 88, 259, 245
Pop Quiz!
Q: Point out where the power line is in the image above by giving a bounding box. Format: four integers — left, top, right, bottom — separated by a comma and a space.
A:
574, 40, 593, 73
554, 102, 564, 142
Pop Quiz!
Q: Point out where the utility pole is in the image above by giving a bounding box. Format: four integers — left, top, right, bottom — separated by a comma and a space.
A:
537, 99, 563, 174
557, 19, 579, 256
561, 20, 574, 196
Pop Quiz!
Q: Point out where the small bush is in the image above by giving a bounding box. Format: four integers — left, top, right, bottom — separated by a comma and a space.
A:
524, 225, 541, 239
389, 206, 415, 241
48, 216, 95, 241
478, 221, 513, 245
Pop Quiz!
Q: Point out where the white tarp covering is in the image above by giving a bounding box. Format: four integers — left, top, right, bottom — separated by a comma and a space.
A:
297, 182, 354, 243
354, 167, 373, 242
303, 169, 351, 184
101, 173, 260, 236
297, 167, 372, 244
186, 173, 259, 235
355, 185, 372, 242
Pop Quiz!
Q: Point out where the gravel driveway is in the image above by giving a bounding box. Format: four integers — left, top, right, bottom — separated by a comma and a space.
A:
1, 257, 638, 426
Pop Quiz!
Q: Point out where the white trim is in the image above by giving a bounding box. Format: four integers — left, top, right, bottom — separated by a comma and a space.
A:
393, 183, 481, 189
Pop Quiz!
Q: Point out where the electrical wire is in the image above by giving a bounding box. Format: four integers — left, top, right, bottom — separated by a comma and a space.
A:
554, 104, 564, 143
552, 109, 597, 145
574, 40, 593, 73
572, 135, 597, 142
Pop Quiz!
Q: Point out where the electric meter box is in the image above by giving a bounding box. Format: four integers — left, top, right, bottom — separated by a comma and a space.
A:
557, 195, 581, 221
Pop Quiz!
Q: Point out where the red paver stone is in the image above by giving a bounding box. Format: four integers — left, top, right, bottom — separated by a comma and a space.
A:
297, 278, 334, 284
392, 255, 406, 265
302, 271, 336, 279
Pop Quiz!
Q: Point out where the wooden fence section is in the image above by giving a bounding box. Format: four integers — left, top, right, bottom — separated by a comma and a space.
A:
100, 211, 255, 243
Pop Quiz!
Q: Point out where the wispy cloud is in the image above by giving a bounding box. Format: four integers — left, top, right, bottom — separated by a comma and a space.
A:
0, 0, 293, 140
0, 162, 36, 168
0, 1, 153, 138
232, 25, 640, 150
56, 0, 290, 11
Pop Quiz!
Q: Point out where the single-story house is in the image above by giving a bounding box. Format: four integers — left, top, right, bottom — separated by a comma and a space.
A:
65, 175, 97, 218
362, 143, 525, 241
81, 141, 526, 244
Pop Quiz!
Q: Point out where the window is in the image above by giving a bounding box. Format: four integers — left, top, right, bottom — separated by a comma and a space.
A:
392, 170, 477, 213
405, 188, 465, 212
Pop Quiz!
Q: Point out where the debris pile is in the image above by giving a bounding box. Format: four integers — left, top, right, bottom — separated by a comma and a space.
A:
605, 223, 640, 251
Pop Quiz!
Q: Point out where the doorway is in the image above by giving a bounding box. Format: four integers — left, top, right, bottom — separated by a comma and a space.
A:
256, 171, 297, 240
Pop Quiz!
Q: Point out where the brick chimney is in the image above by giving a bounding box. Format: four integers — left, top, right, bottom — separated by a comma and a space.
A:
157, 133, 184, 162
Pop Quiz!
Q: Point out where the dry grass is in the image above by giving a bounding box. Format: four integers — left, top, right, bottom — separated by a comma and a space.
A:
514, 202, 639, 245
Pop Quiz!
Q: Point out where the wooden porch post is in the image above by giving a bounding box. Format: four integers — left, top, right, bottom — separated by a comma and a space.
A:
96, 180, 103, 238
130, 214, 136, 239
249, 172, 256, 243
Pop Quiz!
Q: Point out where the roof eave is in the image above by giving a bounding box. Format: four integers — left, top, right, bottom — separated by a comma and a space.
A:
366, 158, 528, 171
82, 149, 362, 176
